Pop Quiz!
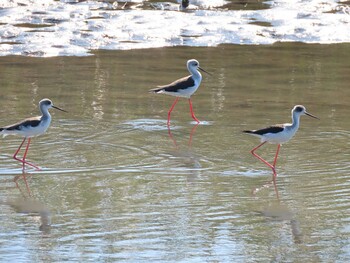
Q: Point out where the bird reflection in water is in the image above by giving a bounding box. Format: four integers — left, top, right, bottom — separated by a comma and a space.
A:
167, 123, 199, 148
14, 171, 32, 197
252, 176, 280, 200
257, 201, 303, 245
253, 176, 303, 244
166, 124, 202, 181
11, 172, 52, 234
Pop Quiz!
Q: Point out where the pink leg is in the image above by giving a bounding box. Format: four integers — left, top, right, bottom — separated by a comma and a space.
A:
22, 138, 31, 169
167, 97, 179, 126
188, 99, 200, 123
13, 138, 40, 170
272, 144, 281, 168
250, 141, 276, 172
13, 138, 27, 169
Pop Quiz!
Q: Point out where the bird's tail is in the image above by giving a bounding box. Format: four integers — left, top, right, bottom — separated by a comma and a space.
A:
0, 128, 6, 137
149, 87, 164, 94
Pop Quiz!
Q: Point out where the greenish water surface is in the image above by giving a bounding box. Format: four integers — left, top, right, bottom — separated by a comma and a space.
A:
0, 44, 349, 262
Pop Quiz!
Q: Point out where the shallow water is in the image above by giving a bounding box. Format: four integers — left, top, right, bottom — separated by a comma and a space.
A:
0, 44, 349, 262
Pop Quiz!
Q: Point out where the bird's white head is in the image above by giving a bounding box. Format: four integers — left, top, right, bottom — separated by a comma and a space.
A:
292, 105, 319, 119
187, 59, 211, 75
187, 59, 200, 69
39, 98, 67, 113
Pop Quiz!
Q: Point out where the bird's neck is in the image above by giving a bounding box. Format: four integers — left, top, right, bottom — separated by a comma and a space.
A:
291, 112, 300, 131
40, 107, 51, 121
190, 69, 202, 81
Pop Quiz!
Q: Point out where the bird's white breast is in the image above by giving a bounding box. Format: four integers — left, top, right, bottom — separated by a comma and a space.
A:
262, 125, 297, 144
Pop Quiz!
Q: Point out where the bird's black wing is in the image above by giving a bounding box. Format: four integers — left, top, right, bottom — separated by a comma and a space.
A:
243, 125, 284, 135
1, 117, 41, 131
150, 75, 195, 93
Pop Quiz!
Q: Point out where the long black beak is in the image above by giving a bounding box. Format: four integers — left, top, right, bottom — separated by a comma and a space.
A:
53, 105, 67, 113
305, 111, 319, 120
198, 66, 212, 76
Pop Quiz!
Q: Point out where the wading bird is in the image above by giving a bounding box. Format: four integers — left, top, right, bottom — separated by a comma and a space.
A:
0, 98, 66, 170
150, 59, 210, 126
243, 105, 319, 176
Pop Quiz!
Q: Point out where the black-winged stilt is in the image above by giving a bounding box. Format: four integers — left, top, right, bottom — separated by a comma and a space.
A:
150, 59, 210, 126
0, 98, 66, 170
243, 105, 319, 176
